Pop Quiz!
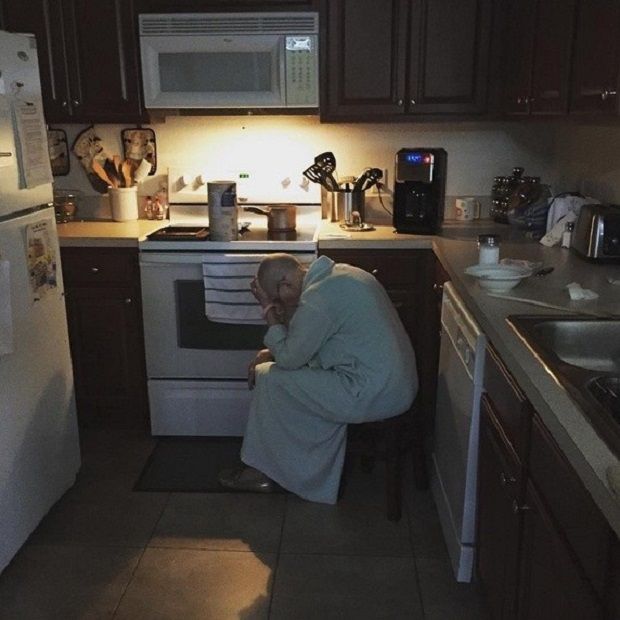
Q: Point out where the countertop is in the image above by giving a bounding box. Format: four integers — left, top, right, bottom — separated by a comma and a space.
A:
57, 219, 164, 247
58, 216, 620, 535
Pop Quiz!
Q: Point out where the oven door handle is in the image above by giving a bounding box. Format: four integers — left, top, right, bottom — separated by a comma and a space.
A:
139, 253, 207, 265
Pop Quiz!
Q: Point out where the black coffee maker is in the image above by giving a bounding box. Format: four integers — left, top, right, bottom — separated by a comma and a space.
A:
393, 148, 447, 234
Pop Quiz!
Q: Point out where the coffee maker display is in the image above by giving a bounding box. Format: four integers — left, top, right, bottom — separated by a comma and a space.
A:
393, 148, 447, 234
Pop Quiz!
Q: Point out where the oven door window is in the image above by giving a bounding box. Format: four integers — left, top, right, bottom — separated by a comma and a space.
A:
176, 281, 267, 350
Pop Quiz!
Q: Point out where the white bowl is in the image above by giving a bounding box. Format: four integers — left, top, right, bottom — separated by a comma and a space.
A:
464, 264, 532, 293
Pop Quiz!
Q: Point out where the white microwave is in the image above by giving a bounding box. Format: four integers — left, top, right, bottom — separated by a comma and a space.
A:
139, 12, 319, 109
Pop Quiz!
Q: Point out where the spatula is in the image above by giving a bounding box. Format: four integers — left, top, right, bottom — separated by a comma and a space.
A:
91, 159, 114, 188
121, 159, 133, 188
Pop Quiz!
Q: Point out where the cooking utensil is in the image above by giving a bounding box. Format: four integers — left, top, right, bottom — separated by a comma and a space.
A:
314, 151, 336, 173
244, 205, 296, 231
354, 167, 383, 192
91, 159, 114, 188
103, 158, 121, 188
121, 159, 134, 188
303, 163, 339, 192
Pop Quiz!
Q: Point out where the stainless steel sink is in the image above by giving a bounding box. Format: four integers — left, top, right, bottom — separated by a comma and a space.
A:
508, 315, 620, 457
530, 320, 620, 373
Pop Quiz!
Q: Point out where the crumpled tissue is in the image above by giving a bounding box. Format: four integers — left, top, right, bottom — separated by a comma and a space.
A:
566, 282, 599, 300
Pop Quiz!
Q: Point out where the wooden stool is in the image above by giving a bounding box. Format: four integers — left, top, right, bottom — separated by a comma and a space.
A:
339, 403, 428, 522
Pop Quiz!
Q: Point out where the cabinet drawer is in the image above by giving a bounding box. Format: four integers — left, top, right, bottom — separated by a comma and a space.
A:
528, 415, 612, 600
484, 345, 531, 462
61, 248, 139, 287
320, 249, 432, 286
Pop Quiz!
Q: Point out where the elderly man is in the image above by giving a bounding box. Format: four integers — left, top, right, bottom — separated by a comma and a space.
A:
218, 253, 417, 504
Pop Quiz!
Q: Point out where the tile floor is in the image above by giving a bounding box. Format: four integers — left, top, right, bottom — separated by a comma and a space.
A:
0, 430, 488, 619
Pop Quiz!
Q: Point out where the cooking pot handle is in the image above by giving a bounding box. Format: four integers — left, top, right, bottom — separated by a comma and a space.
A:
243, 207, 269, 216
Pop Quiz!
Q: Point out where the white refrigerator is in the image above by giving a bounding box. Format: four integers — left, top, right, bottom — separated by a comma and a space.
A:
0, 30, 80, 573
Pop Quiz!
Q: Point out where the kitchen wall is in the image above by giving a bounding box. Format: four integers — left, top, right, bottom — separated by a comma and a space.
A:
55, 116, 560, 220
551, 121, 620, 203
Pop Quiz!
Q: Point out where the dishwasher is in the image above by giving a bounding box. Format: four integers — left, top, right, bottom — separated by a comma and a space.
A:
430, 281, 486, 583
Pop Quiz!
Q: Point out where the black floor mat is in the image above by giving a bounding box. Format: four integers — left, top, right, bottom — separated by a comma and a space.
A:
134, 436, 245, 492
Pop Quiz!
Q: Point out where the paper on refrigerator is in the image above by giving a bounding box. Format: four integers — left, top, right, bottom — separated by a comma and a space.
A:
26, 221, 57, 301
0, 259, 14, 356
10, 98, 52, 188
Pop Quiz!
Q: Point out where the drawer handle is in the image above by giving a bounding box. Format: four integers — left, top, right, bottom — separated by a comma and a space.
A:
124, 298, 132, 304
500, 472, 516, 486
433, 283, 443, 292
601, 89, 617, 101
512, 499, 531, 514
371, 268, 379, 275
90, 267, 99, 273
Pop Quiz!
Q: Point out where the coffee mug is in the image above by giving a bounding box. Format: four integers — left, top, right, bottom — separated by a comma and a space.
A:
455, 197, 481, 221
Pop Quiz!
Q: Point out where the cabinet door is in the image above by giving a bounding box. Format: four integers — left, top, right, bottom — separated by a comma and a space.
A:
61, 0, 144, 122
65, 286, 149, 429
408, 0, 492, 115
136, 0, 318, 9
322, 0, 409, 119
477, 396, 521, 620
519, 481, 604, 620
502, 0, 536, 115
529, 0, 576, 115
2, 0, 71, 122
570, 0, 620, 114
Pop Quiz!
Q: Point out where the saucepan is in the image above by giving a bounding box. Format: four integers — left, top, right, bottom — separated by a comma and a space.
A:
244, 205, 297, 231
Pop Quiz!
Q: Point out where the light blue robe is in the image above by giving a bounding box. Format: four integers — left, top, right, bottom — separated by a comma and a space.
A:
241, 256, 418, 504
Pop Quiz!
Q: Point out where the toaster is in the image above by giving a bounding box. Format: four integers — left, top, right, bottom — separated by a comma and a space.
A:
572, 204, 620, 261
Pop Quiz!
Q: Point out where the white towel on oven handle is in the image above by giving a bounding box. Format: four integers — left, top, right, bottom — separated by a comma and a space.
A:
202, 254, 266, 324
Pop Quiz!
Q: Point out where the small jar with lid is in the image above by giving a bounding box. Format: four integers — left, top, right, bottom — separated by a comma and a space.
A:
478, 234, 501, 265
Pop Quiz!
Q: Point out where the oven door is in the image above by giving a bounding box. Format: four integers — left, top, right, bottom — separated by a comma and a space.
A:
140, 34, 286, 109
140, 251, 267, 436
140, 252, 266, 380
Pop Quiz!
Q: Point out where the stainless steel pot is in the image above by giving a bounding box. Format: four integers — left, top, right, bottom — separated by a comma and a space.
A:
244, 205, 297, 231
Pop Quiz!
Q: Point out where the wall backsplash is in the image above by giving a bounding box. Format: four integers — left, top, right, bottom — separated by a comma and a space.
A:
54, 116, 561, 220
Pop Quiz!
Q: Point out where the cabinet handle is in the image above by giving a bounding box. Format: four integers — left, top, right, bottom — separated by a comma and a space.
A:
512, 499, 531, 514
601, 90, 617, 101
517, 96, 522, 105
72, 99, 80, 107
0, 152, 12, 157
61, 100, 68, 108
410, 99, 416, 105
371, 268, 379, 275
397, 99, 404, 106
433, 283, 443, 292
500, 472, 516, 486
124, 298, 132, 304
90, 267, 99, 273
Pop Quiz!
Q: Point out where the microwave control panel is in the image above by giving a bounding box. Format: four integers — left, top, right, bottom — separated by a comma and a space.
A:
285, 36, 318, 107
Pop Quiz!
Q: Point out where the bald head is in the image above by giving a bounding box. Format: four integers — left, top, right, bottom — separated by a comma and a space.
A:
257, 253, 305, 302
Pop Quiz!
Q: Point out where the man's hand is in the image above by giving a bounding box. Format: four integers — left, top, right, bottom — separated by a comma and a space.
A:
248, 348, 274, 390
250, 277, 271, 307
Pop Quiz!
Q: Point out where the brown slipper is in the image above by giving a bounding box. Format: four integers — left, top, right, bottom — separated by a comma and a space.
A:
218, 465, 276, 493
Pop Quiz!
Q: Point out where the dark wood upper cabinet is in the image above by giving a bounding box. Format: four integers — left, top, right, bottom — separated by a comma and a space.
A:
502, 0, 576, 116
2, 0, 144, 123
570, 0, 620, 115
323, 0, 409, 118
408, 0, 492, 115
322, 0, 493, 120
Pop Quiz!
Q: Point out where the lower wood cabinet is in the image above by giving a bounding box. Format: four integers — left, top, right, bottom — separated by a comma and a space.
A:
318, 248, 439, 431
61, 247, 149, 430
478, 344, 619, 620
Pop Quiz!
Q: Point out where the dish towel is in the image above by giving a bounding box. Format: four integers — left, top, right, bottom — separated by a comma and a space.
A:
202, 254, 267, 324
